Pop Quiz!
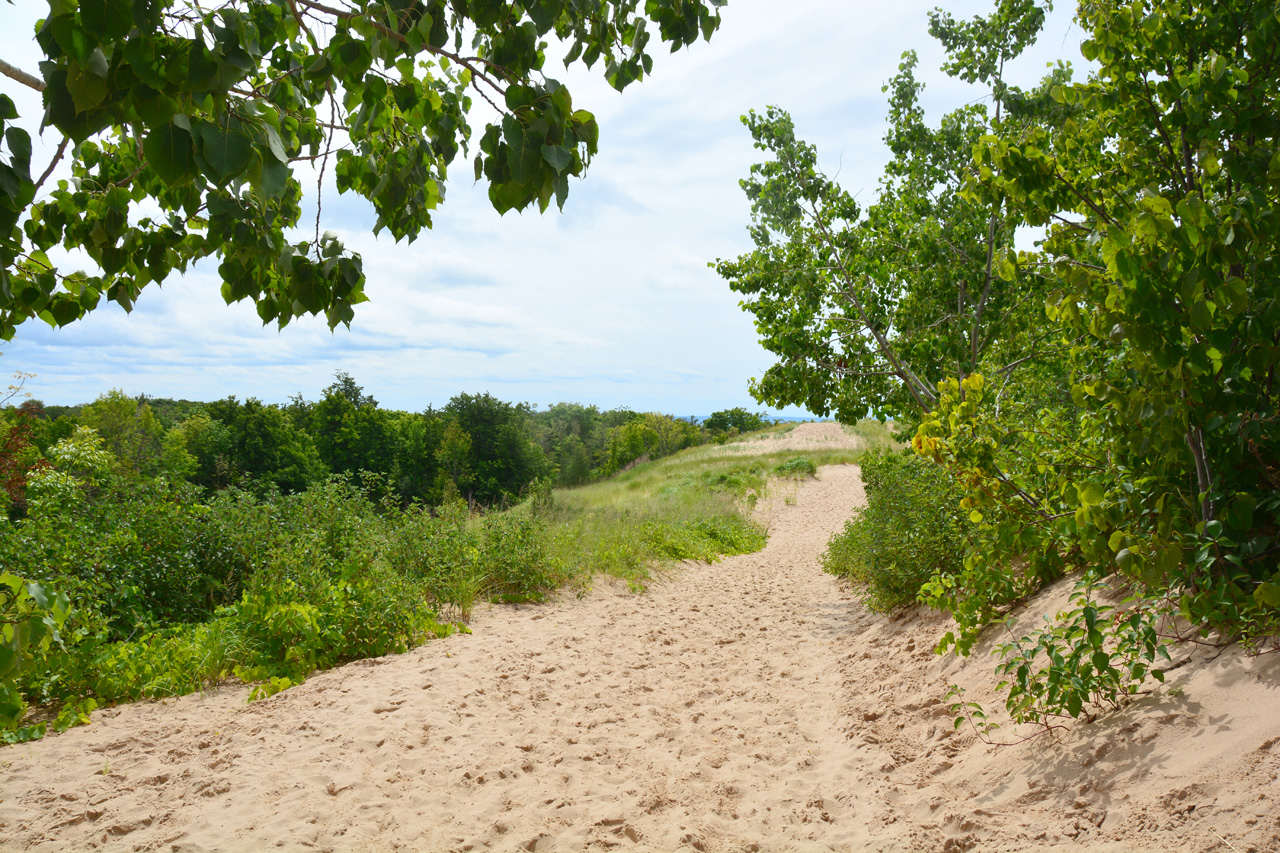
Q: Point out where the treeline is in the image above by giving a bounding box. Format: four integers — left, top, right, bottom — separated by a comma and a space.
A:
2, 372, 773, 514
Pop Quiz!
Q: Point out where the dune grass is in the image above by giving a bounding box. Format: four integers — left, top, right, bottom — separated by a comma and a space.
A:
539, 419, 893, 591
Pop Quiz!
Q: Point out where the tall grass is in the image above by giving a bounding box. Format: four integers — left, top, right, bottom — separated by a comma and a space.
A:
540, 422, 873, 590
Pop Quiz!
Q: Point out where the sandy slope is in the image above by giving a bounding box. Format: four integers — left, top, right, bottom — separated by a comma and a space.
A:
1, 429, 1277, 852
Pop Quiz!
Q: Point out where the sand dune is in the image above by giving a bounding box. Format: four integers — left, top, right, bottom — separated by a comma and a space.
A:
2, 443, 1277, 852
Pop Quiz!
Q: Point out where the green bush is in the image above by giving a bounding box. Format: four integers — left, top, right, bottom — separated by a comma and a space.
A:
2, 405, 796, 740
686, 464, 767, 496
379, 498, 564, 615
822, 448, 965, 612
704, 408, 769, 434
481, 511, 562, 603
228, 571, 453, 698
774, 456, 817, 478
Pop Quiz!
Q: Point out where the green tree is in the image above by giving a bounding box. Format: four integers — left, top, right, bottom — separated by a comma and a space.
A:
556, 433, 591, 486
704, 407, 768, 435
166, 411, 234, 490
444, 392, 549, 505
80, 389, 165, 477
25, 408, 78, 457
529, 402, 663, 485
308, 372, 395, 478
604, 418, 658, 473
952, 0, 1280, 640
640, 412, 699, 458
723, 0, 1280, 724
204, 397, 324, 493
434, 417, 473, 498
716, 1, 1060, 433
389, 409, 443, 504
0, 0, 725, 340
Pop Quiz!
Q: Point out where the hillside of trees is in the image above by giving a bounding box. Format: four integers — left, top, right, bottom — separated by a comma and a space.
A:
2, 373, 773, 514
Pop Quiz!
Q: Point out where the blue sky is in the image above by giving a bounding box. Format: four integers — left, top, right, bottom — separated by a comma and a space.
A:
1, 1, 1082, 414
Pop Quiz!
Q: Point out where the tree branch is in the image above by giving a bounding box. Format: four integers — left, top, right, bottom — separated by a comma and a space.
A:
0, 58, 45, 92
805, 203, 938, 411
294, 0, 516, 86
970, 209, 999, 373
33, 137, 70, 194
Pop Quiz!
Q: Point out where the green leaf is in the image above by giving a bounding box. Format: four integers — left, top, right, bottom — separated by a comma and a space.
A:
85, 47, 109, 79
262, 124, 288, 163
196, 124, 254, 183
49, 294, 83, 326
1225, 493, 1256, 531
65, 61, 110, 113
1189, 298, 1213, 331
5, 127, 32, 165
553, 173, 568, 210
540, 144, 572, 175
505, 84, 538, 111
132, 85, 180, 126
260, 157, 288, 199
80, 0, 133, 40
121, 37, 167, 89
1254, 581, 1280, 609
504, 120, 541, 185
48, 15, 94, 63
144, 121, 194, 186
489, 180, 528, 214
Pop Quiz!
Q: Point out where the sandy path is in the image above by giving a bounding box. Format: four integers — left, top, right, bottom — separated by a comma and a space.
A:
2, 448, 1278, 853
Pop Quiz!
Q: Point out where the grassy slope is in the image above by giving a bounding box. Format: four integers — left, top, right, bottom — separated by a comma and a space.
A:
541, 420, 895, 592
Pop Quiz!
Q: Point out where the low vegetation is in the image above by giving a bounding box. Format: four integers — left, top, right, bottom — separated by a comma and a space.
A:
0, 392, 860, 743
822, 447, 963, 613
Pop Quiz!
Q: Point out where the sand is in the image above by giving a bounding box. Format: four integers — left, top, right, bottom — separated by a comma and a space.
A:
684, 422, 863, 459
2, 424, 1277, 852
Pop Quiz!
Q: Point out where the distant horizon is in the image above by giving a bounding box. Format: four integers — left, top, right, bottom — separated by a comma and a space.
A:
15, 385, 835, 424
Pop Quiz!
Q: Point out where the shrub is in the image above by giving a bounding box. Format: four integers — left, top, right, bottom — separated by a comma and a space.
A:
774, 456, 817, 478
822, 447, 965, 612
480, 510, 562, 603
704, 408, 769, 434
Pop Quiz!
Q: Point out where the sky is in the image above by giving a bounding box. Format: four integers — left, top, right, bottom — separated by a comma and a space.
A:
0, 1, 1083, 415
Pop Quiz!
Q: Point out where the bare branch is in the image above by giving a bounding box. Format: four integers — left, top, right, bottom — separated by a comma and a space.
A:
315, 85, 337, 255
0, 58, 45, 92
33, 137, 70, 194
